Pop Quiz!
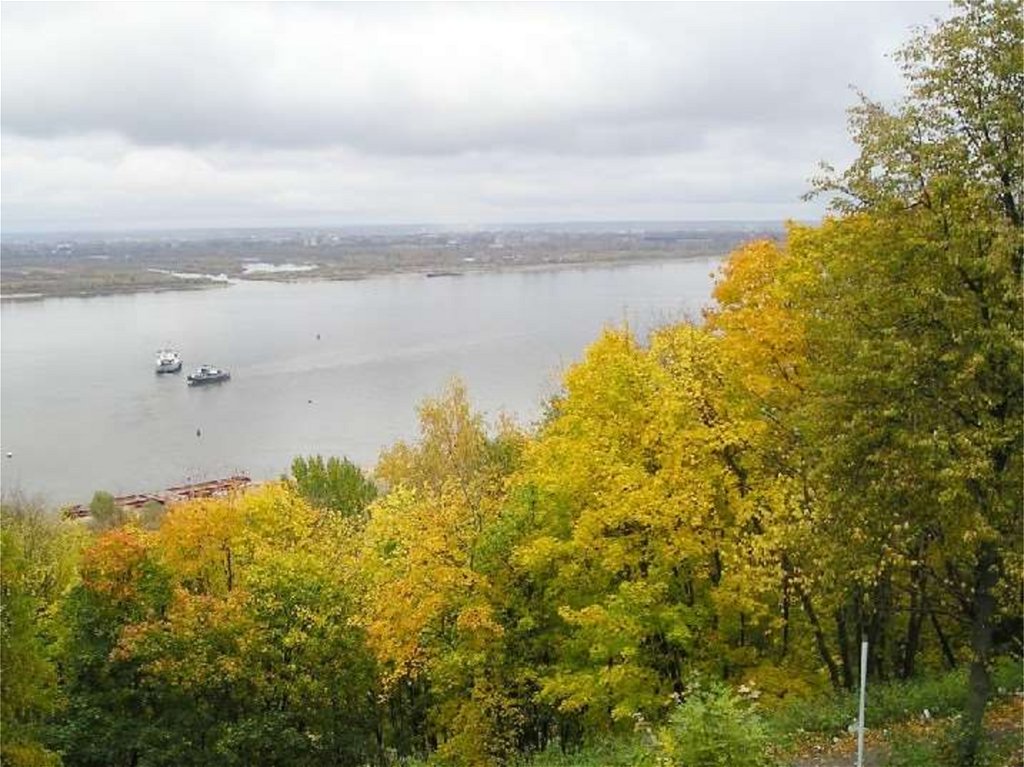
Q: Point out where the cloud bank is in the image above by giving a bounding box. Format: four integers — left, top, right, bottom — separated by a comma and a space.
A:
1, 2, 949, 232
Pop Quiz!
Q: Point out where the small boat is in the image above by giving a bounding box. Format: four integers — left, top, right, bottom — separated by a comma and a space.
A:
156, 349, 182, 373
187, 365, 231, 385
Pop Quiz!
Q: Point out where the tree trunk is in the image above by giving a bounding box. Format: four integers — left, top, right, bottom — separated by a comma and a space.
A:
224, 544, 234, 592
867, 572, 891, 681
958, 541, 999, 766
836, 603, 854, 690
902, 567, 927, 679
781, 574, 791, 659
795, 580, 842, 689
929, 606, 958, 669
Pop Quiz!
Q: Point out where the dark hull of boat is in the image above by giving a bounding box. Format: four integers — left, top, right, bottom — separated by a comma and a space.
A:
187, 373, 230, 385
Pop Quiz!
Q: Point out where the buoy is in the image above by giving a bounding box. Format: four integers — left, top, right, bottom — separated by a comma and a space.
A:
196, 428, 202, 438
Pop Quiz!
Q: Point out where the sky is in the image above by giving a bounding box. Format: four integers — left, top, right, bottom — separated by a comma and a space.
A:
1, 1, 950, 234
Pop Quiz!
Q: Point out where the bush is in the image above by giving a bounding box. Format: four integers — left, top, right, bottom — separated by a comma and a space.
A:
766, 658, 1024, 739
521, 737, 651, 767
739, 664, 823, 711
88, 490, 130, 530
656, 680, 773, 767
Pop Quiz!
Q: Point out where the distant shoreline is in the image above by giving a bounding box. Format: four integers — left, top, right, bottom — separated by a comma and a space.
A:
1, 250, 730, 302
2, 224, 772, 301
0, 280, 225, 302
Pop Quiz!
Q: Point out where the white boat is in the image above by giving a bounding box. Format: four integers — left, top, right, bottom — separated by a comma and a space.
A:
156, 349, 182, 373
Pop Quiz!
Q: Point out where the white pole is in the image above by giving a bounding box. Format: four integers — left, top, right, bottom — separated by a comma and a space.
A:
856, 639, 868, 767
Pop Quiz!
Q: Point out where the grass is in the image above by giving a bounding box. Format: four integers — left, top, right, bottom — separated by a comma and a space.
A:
512, 658, 1023, 767
765, 656, 1022, 740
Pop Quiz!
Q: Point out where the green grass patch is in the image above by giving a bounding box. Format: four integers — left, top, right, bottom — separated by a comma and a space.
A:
765, 656, 1022, 740
887, 722, 1021, 767
512, 661, 1022, 766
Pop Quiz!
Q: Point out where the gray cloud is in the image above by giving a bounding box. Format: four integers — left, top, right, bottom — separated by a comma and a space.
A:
0, 2, 949, 231
2, 2, 945, 155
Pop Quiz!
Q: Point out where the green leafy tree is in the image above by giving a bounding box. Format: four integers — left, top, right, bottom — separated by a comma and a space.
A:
1, 499, 87, 766
88, 490, 129, 531
1, 523, 59, 766
289, 455, 378, 519
806, 1, 1022, 760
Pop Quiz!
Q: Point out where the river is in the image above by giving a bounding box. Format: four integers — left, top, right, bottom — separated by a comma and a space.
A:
1, 259, 721, 504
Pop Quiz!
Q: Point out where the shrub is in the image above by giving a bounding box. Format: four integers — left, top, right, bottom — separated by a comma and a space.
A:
739, 664, 823, 711
88, 490, 130, 530
520, 737, 651, 767
656, 680, 773, 767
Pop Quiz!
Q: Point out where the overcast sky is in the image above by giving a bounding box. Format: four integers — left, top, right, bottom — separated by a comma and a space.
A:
1, 1, 949, 234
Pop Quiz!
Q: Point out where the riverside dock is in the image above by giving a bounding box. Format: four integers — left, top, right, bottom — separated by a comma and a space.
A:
63, 474, 252, 519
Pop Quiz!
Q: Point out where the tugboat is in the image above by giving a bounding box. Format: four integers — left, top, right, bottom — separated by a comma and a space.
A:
156, 349, 182, 373
187, 365, 231, 386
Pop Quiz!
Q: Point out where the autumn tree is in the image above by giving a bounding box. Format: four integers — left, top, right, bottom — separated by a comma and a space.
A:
1, 499, 85, 766
53, 485, 379, 766
507, 322, 814, 733
806, 1, 1022, 760
358, 379, 528, 765
51, 525, 172, 766
705, 238, 852, 692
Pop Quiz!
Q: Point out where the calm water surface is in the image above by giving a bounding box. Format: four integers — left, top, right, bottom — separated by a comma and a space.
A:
1, 260, 720, 504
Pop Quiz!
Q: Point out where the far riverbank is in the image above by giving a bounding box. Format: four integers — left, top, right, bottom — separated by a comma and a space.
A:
1, 250, 731, 301
1, 223, 779, 300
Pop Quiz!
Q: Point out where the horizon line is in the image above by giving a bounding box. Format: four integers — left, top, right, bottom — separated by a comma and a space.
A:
1, 217, 803, 241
